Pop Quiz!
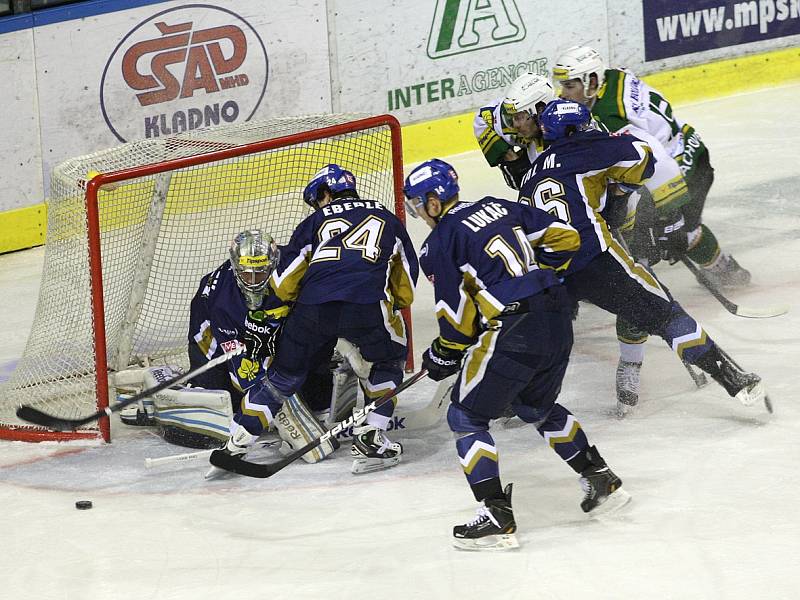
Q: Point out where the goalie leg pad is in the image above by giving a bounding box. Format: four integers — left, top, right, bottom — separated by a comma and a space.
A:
145, 366, 234, 449
275, 394, 336, 463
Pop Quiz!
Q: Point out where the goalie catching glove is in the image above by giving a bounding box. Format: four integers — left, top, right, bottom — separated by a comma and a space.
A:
655, 212, 689, 264
423, 338, 465, 381
243, 310, 283, 360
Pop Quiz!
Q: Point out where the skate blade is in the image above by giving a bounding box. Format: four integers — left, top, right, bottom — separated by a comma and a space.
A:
616, 401, 636, 419
351, 455, 401, 474
587, 488, 632, 518
452, 533, 520, 551
735, 381, 766, 407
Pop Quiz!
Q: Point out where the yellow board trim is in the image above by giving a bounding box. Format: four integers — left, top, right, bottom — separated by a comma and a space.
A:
4, 47, 800, 254
0, 204, 46, 253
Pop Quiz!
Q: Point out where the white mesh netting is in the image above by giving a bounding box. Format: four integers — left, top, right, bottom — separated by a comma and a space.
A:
0, 113, 402, 440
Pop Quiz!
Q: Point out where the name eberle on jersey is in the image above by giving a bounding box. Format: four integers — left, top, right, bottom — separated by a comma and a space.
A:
321, 200, 385, 216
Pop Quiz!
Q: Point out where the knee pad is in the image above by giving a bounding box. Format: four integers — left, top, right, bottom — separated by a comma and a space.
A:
447, 403, 490, 434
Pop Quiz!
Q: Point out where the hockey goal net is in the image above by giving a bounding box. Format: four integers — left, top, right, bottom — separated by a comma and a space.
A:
0, 113, 408, 442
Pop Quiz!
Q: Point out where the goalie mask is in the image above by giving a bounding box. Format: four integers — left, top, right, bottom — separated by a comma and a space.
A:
229, 230, 279, 310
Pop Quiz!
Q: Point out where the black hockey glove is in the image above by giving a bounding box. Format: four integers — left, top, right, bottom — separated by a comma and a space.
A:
498, 152, 532, 190
422, 338, 465, 381
655, 213, 689, 264
243, 310, 283, 361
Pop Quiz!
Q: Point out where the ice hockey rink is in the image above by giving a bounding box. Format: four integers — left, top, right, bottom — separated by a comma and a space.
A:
2, 85, 799, 600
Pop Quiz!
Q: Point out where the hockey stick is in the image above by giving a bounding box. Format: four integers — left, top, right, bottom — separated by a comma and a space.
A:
400, 374, 455, 430
145, 439, 281, 469
209, 369, 428, 478
680, 257, 788, 319
16, 347, 244, 431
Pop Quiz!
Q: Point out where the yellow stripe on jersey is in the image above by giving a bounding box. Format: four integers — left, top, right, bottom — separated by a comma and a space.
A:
606, 142, 654, 186
270, 248, 311, 302
651, 174, 690, 212
435, 276, 480, 341
536, 222, 581, 264
388, 251, 415, 309
193, 320, 215, 359
606, 238, 671, 302
617, 70, 628, 121
459, 327, 499, 399
380, 299, 407, 346
580, 171, 610, 211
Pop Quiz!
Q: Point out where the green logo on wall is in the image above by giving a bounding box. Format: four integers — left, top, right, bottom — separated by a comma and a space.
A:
427, 0, 526, 59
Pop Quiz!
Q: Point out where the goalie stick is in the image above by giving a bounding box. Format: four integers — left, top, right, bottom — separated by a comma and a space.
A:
16, 347, 244, 431
209, 368, 428, 478
680, 257, 788, 319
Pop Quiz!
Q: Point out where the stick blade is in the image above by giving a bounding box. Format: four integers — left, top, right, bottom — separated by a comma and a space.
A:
734, 304, 789, 319
208, 449, 287, 478
16, 405, 75, 431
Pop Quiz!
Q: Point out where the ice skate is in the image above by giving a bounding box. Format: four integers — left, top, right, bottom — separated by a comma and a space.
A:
453, 483, 519, 551
698, 253, 751, 288
615, 359, 641, 418
718, 365, 767, 409
698, 349, 769, 411
350, 424, 402, 474
579, 447, 631, 516
205, 427, 255, 479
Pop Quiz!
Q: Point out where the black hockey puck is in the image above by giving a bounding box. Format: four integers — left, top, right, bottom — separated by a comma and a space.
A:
75, 500, 93, 510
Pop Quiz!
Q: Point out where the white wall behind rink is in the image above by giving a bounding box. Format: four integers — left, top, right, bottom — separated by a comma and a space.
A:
2, 0, 800, 214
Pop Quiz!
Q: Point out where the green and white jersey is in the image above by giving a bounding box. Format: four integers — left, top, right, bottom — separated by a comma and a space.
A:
473, 97, 545, 167
593, 68, 689, 161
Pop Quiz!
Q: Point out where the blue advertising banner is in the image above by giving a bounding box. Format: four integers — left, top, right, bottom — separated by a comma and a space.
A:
643, 0, 800, 60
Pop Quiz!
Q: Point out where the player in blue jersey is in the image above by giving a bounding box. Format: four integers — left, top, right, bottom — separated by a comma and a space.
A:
519, 99, 767, 416
209, 165, 419, 476
404, 158, 629, 551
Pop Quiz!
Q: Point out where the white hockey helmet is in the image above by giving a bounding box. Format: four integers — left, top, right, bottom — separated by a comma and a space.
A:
502, 73, 556, 119
552, 46, 606, 97
229, 229, 279, 309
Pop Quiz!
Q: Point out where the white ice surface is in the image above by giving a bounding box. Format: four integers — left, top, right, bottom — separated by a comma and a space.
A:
1, 85, 799, 600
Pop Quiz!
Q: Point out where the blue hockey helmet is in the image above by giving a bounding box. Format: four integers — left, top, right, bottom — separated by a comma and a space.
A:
303, 164, 357, 208
538, 99, 592, 141
402, 159, 459, 218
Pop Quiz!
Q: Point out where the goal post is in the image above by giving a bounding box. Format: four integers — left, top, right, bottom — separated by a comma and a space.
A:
0, 114, 412, 442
